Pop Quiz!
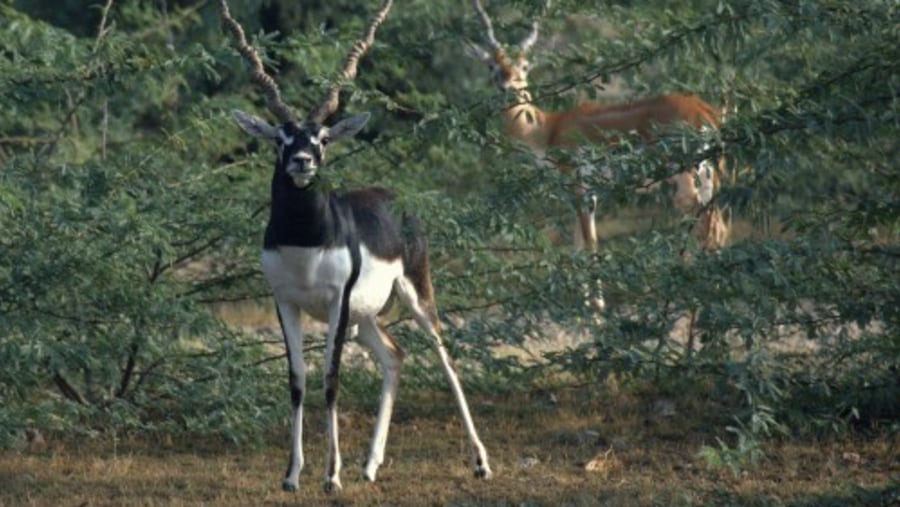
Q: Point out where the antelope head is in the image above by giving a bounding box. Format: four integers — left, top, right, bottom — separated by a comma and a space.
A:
466, 0, 541, 93
219, 0, 392, 187
232, 110, 370, 188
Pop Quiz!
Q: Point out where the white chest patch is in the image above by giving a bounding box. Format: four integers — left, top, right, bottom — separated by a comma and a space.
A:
261, 246, 404, 323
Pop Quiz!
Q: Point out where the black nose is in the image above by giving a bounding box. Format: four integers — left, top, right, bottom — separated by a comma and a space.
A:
290, 154, 314, 168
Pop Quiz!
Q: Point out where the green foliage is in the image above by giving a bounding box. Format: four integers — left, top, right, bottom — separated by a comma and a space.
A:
1, 0, 897, 457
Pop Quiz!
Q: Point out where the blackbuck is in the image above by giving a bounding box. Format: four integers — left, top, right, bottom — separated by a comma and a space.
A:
218, 0, 492, 493
467, 0, 729, 252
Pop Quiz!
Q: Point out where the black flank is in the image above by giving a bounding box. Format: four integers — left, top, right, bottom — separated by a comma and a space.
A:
340, 187, 405, 260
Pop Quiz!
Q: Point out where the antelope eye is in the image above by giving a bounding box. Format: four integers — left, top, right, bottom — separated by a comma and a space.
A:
320, 136, 331, 147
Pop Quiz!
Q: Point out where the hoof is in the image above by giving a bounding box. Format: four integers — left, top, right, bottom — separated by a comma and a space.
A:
362, 462, 378, 483
474, 466, 493, 480
282, 479, 299, 492
322, 478, 343, 494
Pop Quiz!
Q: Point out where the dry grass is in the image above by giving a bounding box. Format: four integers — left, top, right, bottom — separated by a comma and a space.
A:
2, 388, 896, 507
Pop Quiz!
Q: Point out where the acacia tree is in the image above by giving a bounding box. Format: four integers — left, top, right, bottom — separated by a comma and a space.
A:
0, 0, 896, 454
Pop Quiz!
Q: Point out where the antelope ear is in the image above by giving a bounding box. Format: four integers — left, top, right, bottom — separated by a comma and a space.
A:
328, 113, 371, 141
465, 42, 492, 61
232, 109, 279, 139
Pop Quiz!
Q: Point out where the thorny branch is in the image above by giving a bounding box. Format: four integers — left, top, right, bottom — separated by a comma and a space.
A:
37, 0, 117, 161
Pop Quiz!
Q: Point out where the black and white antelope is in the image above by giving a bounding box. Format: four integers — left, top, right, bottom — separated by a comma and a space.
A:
218, 0, 492, 493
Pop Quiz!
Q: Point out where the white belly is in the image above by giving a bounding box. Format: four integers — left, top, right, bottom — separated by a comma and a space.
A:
261, 246, 403, 323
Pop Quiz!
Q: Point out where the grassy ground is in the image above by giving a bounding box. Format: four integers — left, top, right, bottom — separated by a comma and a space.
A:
2, 387, 896, 507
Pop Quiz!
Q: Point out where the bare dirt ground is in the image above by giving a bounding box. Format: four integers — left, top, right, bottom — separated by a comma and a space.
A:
2, 388, 896, 507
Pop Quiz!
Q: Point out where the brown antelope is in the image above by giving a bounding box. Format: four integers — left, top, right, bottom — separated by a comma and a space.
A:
467, 0, 729, 252
218, 0, 492, 493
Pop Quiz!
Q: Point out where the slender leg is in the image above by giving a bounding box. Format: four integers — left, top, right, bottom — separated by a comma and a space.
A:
574, 159, 598, 251
323, 291, 351, 493
357, 317, 404, 482
275, 300, 306, 492
394, 277, 493, 479
577, 204, 597, 251
575, 193, 605, 312
572, 169, 606, 311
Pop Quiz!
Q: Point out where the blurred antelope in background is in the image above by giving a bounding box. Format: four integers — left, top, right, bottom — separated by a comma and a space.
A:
218, 0, 492, 493
467, 0, 729, 252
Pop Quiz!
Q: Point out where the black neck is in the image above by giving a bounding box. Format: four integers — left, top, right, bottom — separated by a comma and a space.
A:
264, 169, 345, 250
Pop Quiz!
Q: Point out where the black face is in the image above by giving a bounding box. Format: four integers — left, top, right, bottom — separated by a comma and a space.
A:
276, 121, 332, 187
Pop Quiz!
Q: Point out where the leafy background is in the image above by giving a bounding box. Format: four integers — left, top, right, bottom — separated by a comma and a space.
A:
1, 0, 897, 471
